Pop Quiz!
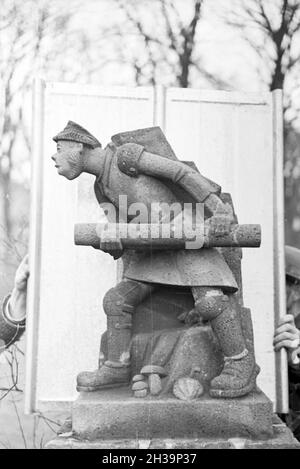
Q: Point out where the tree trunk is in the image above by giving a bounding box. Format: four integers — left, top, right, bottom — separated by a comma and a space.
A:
270, 65, 285, 90
178, 60, 189, 88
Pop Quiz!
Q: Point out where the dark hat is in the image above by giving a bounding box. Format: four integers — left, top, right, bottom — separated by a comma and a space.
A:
53, 121, 101, 148
286, 245, 300, 282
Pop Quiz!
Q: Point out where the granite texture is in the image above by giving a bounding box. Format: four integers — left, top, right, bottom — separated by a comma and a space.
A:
71, 387, 273, 441
46, 416, 300, 449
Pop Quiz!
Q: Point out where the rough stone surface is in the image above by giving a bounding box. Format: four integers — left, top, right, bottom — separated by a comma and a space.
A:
101, 293, 256, 397
132, 374, 145, 383
134, 389, 148, 398
173, 377, 204, 400
46, 416, 300, 449
140, 365, 167, 376
72, 387, 273, 441
132, 380, 148, 391
148, 374, 162, 395
163, 326, 223, 394
131, 325, 223, 394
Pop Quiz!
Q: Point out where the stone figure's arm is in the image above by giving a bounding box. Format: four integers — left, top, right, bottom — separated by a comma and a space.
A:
116, 143, 221, 203
93, 182, 123, 259
204, 193, 234, 218
116, 143, 234, 220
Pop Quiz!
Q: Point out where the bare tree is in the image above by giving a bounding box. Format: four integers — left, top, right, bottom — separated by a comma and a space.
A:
107, 0, 228, 88
0, 0, 89, 240
221, 0, 300, 126
221, 0, 300, 246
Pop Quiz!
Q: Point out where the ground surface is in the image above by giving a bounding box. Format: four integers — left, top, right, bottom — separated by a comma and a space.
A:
0, 338, 68, 449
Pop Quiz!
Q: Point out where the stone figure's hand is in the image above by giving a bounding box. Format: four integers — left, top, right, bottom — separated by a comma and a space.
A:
178, 308, 202, 326
273, 314, 300, 365
100, 232, 123, 260
208, 215, 233, 237
208, 203, 234, 237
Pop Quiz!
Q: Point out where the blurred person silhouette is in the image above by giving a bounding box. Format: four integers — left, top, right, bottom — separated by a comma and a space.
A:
274, 245, 300, 439
0, 255, 28, 352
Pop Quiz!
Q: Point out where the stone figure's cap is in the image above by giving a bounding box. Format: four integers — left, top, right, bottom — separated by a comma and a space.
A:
286, 245, 300, 282
53, 121, 101, 148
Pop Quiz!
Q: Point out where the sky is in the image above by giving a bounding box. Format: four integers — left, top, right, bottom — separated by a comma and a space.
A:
6, 0, 300, 184
57, 0, 268, 91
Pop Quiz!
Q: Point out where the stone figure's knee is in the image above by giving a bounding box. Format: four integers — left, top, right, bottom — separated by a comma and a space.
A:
103, 288, 122, 316
103, 287, 135, 317
194, 290, 230, 321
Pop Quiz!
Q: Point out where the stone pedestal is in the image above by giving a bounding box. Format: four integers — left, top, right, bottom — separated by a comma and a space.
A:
46, 263, 300, 449
44, 289, 300, 449
72, 388, 273, 440
46, 387, 300, 449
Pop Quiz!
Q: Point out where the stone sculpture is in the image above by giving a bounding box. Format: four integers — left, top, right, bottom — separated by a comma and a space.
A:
52, 121, 261, 399
47, 120, 300, 449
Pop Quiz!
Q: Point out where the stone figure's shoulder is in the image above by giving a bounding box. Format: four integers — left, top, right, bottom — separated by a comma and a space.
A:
115, 142, 145, 178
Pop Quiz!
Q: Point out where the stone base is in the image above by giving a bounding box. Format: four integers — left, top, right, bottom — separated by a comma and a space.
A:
71, 387, 274, 441
46, 416, 299, 449
45, 386, 300, 449
45, 389, 300, 449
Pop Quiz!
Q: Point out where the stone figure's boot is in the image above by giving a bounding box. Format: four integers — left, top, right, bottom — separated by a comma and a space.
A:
77, 280, 155, 392
76, 312, 132, 392
77, 300, 132, 392
209, 304, 259, 398
76, 361, 131, 392
191, 287, 259, 398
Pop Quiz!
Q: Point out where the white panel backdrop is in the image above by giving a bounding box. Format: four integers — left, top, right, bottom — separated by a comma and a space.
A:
25, 81, 286, 413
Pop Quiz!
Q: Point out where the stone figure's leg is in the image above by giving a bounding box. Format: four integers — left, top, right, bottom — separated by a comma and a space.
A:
77, 279, 155, 392
104, 280, 156, 364
191, 287, 259, 398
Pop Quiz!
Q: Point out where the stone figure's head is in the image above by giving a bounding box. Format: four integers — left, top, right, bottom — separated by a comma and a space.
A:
51, 121, 102, 180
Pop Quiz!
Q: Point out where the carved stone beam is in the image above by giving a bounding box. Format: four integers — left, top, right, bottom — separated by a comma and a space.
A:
74, 222, 261, 249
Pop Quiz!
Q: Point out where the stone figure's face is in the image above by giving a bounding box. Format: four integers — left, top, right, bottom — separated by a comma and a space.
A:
52, 140, 84, 180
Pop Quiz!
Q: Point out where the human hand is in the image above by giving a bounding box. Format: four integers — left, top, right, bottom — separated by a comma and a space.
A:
14, 254, 29, 292
273, 314, 300, 365
9, 254, 29, 322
